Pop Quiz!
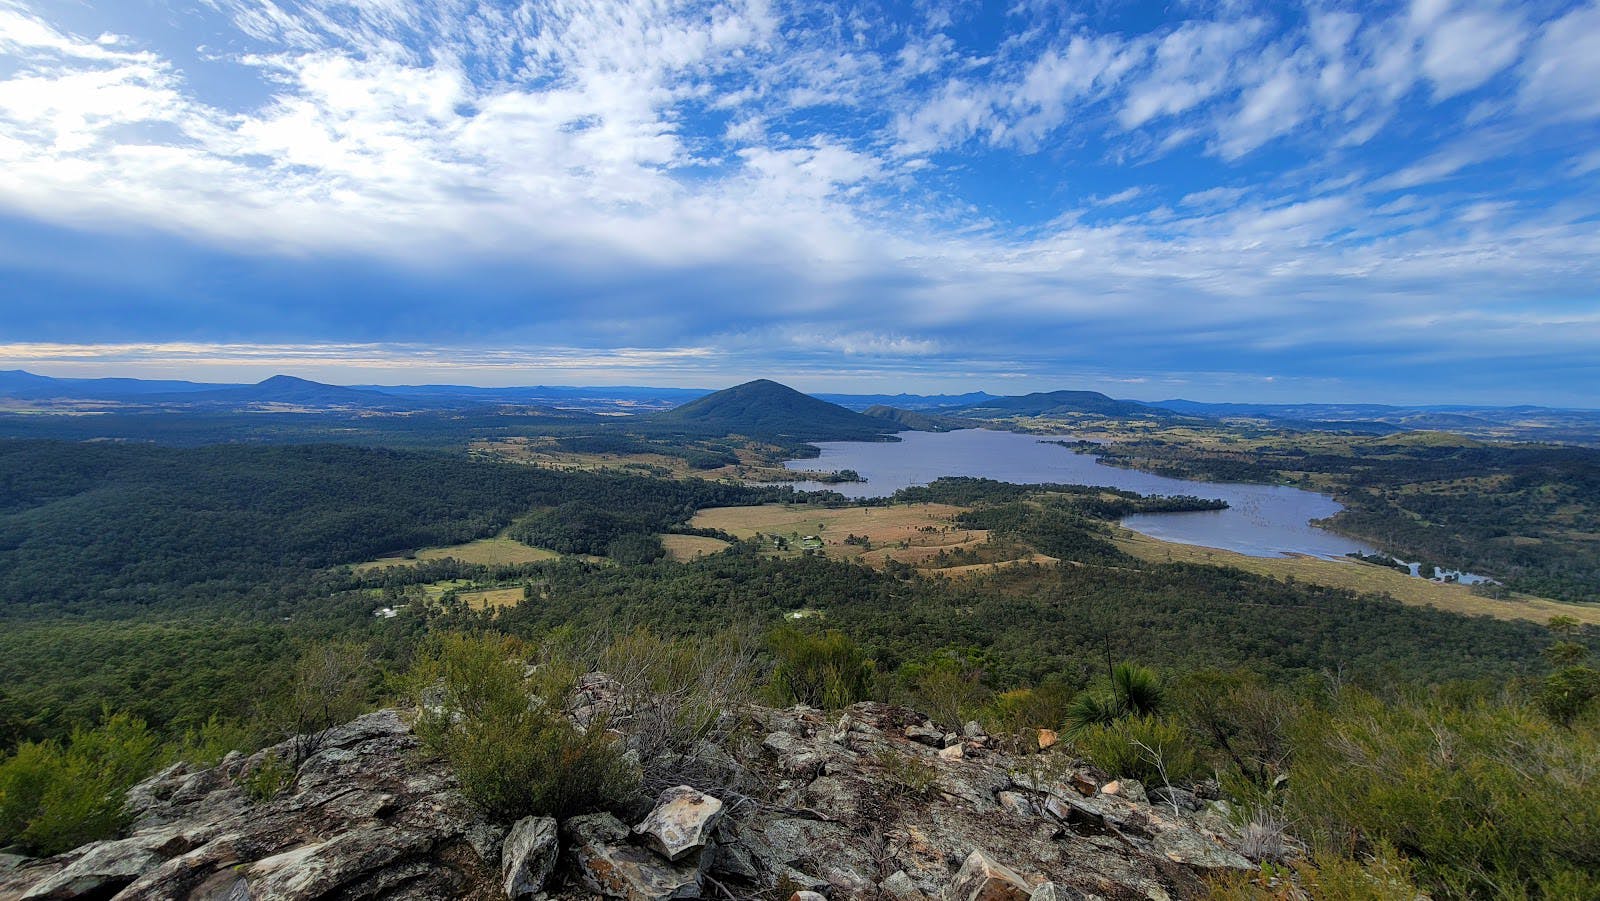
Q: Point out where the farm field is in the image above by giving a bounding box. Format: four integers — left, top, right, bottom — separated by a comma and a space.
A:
691, 502, 1051, 574
454, 586, 526, 611
353, 536, 559, 572
1112, 528, 1600, 626
660, 534, 731, 561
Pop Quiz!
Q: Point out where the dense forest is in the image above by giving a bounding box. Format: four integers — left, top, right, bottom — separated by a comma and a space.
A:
0, 440, 793, 618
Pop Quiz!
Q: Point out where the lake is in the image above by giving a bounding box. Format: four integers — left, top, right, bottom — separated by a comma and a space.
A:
780, 429, 1381, 560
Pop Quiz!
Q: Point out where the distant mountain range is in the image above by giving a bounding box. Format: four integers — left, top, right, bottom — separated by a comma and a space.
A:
3, 370, 1597, 444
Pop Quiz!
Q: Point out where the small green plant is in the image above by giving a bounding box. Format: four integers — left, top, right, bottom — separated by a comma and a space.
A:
1065, 662, 1163, 734
239, 751, 294, 802
1075, 715, 1199, 786
873, 748, 940, 799
767, 626, 874, 709
0, 711, 165, 855
411, 633, 638, 820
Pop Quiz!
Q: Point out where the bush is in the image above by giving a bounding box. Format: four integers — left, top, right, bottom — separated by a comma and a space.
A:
1204, 845, 1424, 901
0, 711, 165, 855
1286, 686, 1600, 898
411, 633, 638, 820
1075, 715, 1200, 787
767, 627, 874, 709
1065, 662, 1164, 734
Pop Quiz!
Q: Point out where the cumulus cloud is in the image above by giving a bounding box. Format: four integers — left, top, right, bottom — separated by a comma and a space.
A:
0, 0, 1597, 400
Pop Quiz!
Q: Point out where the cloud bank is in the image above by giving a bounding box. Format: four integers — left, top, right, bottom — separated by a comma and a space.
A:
1, 0, 1598, 402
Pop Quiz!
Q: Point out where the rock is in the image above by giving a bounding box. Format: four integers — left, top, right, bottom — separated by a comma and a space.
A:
906, 725, 944, 747
763, 731, 799, 756
883, 869, 928, 900
1147, 786, 1199, 813
17, 838, 163, 900
634, 785, 725, 863
789, 892, 828, 901
963, 722, 986, 739
938, 743, 965, 761
2, 708, 501, 901
566, 812, 707, 900
943, 849, 1033, 901
1029, 882, 1068, 900
1150, 828, 1252, 871
1036, 729, 1058, 751
0, 854, 27, 874
502, 815, 559, 899
995, 791, 1040, 818
1102, 779, 1147, 802
942, 733, 961, 748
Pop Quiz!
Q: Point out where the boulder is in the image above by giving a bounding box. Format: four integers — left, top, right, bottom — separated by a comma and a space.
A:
906, 725, 944, 747
566, 812, 707, 900
938, 743, 965, 761
634, 786, 725, 863
16, 838, 163, 900
502, 815, 559, 899
943, 849, 1033, 901
789, 892, 828, 901
963, 722, 986, 739
1036, 730, 1058, 751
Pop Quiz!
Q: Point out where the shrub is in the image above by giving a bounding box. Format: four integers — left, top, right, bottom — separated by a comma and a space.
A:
1065, 662, 1163, 734
1204, 845, 1424, 901
240, 751, 294, 802
411, 633, 638, 820
767, 627, 874, 709
873, 748, 940, 799
0, 711, 165, 855
1075, 715, 1200, 787
1286, 686, 1600, 898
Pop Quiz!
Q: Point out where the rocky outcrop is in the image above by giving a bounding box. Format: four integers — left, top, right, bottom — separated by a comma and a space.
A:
0, 709, 501, 901
0, 689, 1253, 901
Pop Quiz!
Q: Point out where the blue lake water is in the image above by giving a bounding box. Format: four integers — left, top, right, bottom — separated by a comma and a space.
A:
780, 429, 1381, 560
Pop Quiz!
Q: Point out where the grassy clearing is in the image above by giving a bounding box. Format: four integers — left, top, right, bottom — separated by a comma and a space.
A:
454, 586, 526, 611
692, 502, 1050, 575
353, 537, 560, 572
659, 534, 731, 561
1113, 528, 1600, 626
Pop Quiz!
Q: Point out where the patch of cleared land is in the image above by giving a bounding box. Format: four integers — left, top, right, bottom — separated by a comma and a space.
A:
354, 536, 559, 572
454, 586, 526, 611
660, 534, 731, 561
692, 503, 1051, 575
1113, 528, 1600, 626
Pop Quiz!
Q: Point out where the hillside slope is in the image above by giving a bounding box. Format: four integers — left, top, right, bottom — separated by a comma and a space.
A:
653, 379, 900, 439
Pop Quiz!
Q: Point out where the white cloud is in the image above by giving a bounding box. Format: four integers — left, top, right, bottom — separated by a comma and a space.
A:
1518, 2, 1600, 121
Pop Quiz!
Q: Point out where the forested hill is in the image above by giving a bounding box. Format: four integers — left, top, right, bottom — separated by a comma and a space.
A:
946, 389, 1172, 418
652, 379, 900, 439
0, 440, 791, 619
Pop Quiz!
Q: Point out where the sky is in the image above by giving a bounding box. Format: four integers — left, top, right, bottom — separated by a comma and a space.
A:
1, 0, 1598, 404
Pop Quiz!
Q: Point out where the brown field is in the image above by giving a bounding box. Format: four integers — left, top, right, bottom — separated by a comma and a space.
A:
353, 536, 559, 572
454, 586, 526, 611
660, 534, 732, 561
1114, 528, 1600, 626
691, 503, 1052, 575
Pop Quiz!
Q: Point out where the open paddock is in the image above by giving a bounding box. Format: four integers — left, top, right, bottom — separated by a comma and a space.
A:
1113, 528, 1600, 626
353, 537, 559, 572
691, 502, 1048, 575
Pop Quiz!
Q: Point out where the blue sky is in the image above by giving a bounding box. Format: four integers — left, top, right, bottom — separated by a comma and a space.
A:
1, 0, 1598, 403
